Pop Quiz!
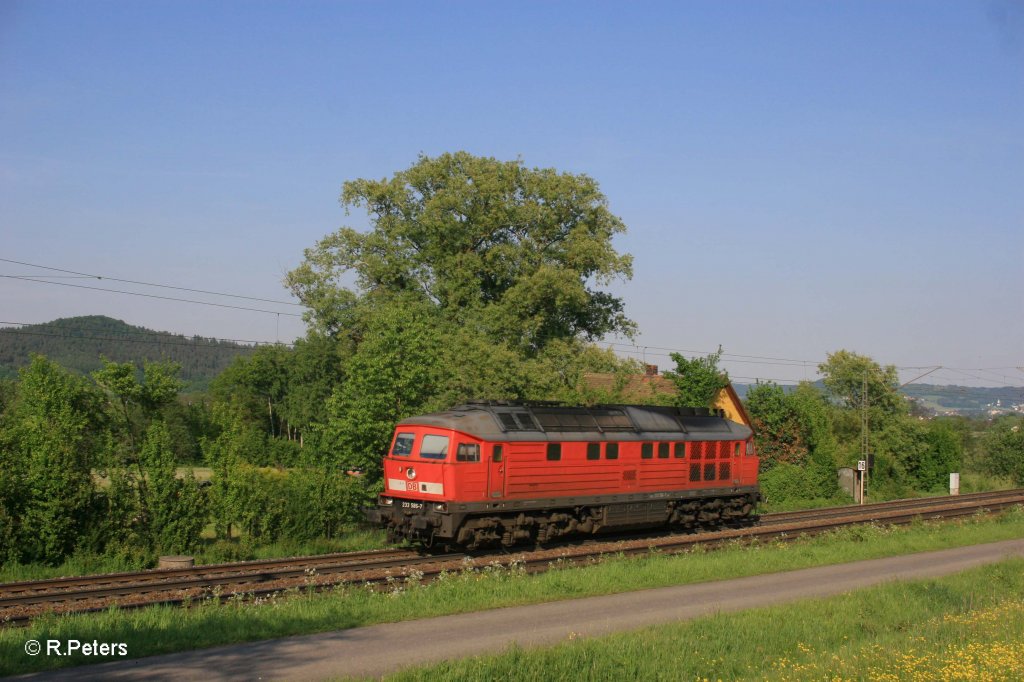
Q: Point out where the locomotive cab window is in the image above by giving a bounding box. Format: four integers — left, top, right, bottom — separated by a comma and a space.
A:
546, 443, 562, 461
392, 433, 415, 456
641, 443, 653, 459
420, 434, 450, 460
734, 442, 741, 458
658, 442, 670, 459
456, 443, 480, 462
605, 443, 619, 460
586, 443, 600, 460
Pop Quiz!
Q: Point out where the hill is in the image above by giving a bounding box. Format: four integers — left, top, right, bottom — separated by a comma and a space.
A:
901, 382, 1024, 416
733, 381, 1024, 417
0, 316, 257, 391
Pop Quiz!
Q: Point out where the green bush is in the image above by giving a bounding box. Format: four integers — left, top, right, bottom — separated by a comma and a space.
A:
0, 357, 104, 565
759, 462, 837, 508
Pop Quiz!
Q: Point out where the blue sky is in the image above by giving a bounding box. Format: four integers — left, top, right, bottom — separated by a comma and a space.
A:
2, 1, 1022, 389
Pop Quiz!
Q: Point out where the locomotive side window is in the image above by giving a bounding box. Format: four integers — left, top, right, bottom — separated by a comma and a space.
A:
546, 443, 562, 461
586, 443, 600, 460
392, 433, 415, 456
734, 442, 741, 458
456, 443, 480, 462
420, 434, 450, 460
658, 442, 669, 459
641, 443, 653, 459
674, 442, 686, 459
492, 445, 503, 462
605, 443, 619, 460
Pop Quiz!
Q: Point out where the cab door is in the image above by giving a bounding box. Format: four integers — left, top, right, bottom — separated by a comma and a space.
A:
487, 444, 505, 499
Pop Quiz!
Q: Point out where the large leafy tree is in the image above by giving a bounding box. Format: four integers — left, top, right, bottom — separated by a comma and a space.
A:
285, 152, 635, 352
283, 153, 637, 481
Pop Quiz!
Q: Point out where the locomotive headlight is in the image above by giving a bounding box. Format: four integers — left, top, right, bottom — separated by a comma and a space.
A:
380, 497, 393, 506
406, 467, 416, 480
433, 502, 447, 512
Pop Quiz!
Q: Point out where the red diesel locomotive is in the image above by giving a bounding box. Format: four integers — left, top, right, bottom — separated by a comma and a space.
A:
367, 398, 760, 549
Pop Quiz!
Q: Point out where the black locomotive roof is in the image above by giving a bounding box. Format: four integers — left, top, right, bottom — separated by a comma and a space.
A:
397, 402, 753, 442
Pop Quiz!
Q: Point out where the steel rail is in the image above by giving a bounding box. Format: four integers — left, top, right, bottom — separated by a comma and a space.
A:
0, 548, 421, 598
759, 489, 1021, 524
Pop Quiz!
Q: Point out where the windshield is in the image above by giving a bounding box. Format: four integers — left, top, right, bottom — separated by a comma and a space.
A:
420, 434, 450, 460
391, 432, 414, 456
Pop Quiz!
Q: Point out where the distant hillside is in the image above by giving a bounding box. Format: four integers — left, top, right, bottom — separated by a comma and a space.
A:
901, 383, 1024, 416
734, 381, 1024, 417
0, 316, 257, 391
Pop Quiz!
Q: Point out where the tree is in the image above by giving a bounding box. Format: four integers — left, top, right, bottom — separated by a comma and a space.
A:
663, 348, 729, 408
982, 416, 1024, 485
912, 420, 962, 490
0, 356, 104, 564
818, 350, 904, 417
744, 382, 808, 466
202, 403, 268, 540
315, 298, 448, 478
744, 381, 839, 505
280, 153, 639, 494
210, 345, 291, 439
279, 333, 348, 442
285, 152, 635, 352
138, 421, 206, 554
92, 360, 184, 452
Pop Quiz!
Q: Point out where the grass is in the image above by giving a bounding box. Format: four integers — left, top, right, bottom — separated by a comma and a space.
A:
2, 507, 1023, 676
383, 557, 1024, 681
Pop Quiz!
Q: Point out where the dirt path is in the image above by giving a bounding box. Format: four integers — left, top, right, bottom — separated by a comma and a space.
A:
12, 538, 1024, 681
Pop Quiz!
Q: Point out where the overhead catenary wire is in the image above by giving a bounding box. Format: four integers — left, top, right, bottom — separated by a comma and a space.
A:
0, 258, 305, 307
2, 274, 303, 317
3, 258, 1019, 387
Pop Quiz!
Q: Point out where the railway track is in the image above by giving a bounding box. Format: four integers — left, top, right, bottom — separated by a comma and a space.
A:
758, 488, 1024, 526
3, 489, 1023, 626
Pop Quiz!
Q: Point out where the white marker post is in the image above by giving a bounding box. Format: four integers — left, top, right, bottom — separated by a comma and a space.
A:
950, 472, 960, 496
857, 460, 866, 505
